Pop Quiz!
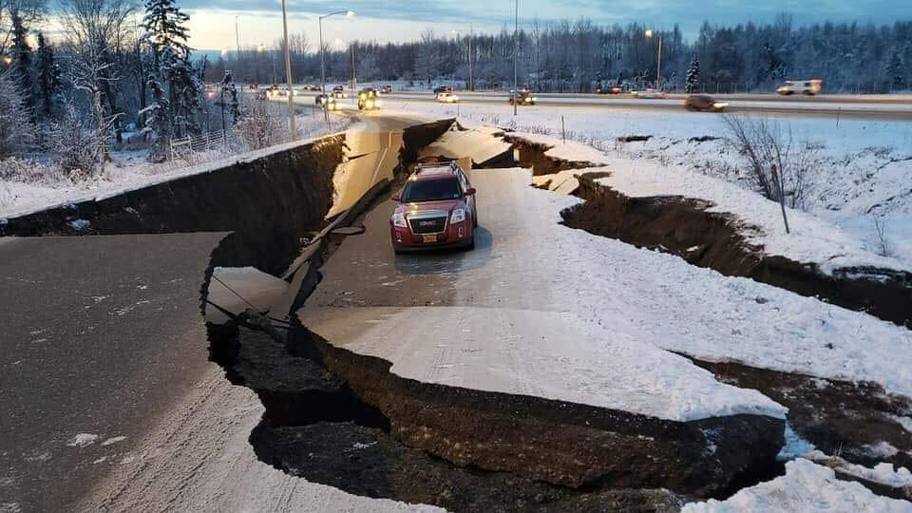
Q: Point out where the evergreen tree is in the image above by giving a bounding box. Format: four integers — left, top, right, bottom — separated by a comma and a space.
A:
887, 52, 904, 90
686, 54, 701, 93
140, 77, 172, 162
0, 72, 37, 158
141, 0, 200, 140
10, 12, 34, 110
35, 33, 61, 117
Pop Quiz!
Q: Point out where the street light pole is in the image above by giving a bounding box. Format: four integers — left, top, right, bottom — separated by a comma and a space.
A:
645, 29, 662, 90
319, 10, 353, 122
513, 0, 518, 116
280, 0, 296, 139
469, 24, 474, 91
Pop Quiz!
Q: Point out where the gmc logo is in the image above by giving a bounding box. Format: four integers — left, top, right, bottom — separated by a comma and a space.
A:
419, 221, 436, 226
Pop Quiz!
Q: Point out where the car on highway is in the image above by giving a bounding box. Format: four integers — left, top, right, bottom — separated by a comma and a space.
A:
508, 88, 537, 106
357, 88, 381, 110
777, 79, 822, 96
380, 85, 393, 94
596, 83, 624, 94
316, 94, 339, 111
390, 161, 477, 253
436, 91, 460, 103
332, 85, 346, 98
684, 94, 729, 112
631, 88, 667, 99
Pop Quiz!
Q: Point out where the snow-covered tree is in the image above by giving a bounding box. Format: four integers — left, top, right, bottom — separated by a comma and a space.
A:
140, 76, 171, 162
51, 100, 100, 178
0, 69, 36, 158
35, 32, 60, 117
685, 53, 701, 93
886, 52, 904, 90
10, 11, 34, 109
142, 0, 199, 139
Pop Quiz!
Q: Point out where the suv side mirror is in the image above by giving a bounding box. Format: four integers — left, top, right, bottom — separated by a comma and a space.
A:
391, 194, 400, 202
465, 188, 476, 196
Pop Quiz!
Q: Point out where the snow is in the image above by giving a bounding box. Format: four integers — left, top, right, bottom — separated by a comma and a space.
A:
804, 451, 912, 489
301, 305, 787, 422
682, 459, 912, 513
777, 424, 816, 461
66, 433, 99, 448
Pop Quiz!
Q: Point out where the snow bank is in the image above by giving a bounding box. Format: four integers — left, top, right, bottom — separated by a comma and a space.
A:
506, 129, 911, 275
682, 459, 912, 513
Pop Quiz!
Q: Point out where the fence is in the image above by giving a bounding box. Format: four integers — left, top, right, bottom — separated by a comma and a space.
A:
168, 128, 240, 168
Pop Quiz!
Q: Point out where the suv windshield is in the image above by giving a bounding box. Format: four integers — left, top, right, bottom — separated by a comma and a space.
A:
400, 177, 462, 203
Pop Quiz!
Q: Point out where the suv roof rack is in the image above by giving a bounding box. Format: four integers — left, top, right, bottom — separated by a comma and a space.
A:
415, 160, 460, 174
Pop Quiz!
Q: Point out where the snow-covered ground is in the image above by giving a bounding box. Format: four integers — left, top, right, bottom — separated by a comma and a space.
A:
683, 458, 912, 513
389, 101, 912, 268
0, 114, 353, 220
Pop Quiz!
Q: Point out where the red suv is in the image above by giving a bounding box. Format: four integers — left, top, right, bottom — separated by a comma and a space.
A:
390, 162, 477, 253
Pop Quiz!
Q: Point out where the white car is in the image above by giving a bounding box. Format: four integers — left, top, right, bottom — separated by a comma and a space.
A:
632, 88, 667, 99
777, 79, 822, 96
436, 92, 460, 103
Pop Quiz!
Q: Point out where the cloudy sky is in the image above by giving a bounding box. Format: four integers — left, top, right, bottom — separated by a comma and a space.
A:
183, 0, 911, 50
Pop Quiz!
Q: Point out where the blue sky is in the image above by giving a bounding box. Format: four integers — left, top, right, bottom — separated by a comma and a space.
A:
183, 0, 912, 50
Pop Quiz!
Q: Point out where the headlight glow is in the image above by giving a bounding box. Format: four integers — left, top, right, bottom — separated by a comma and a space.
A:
392, 212, 407, 228
450, 208, 466, 224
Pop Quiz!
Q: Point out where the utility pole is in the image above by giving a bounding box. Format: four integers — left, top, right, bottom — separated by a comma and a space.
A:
468, 24, 474, 91
351, 43, 356, 92
513, 0, 518, 116
235, 16, 240, 69
280, 0, 296, 139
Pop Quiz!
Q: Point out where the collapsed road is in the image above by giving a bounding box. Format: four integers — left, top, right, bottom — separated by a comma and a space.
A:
4, 110, 912, 512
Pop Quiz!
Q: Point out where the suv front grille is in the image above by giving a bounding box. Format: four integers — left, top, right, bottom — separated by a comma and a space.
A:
409, 216, 447, 234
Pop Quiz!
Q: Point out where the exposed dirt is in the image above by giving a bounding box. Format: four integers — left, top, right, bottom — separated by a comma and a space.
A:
253, 421, 686, 513
559, 173, 912, 328
287, 325, 785, 499
505, 135, 599, 176
690, 358, 912, 471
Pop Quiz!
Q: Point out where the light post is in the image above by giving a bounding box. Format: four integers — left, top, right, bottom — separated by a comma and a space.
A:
280, 0, 296, 139
645, 29, 662, 90
319, 9, 354, 122
452, 28, 473, 91
512, 0, 518, 116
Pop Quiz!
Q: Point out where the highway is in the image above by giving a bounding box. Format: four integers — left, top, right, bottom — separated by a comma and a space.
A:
284, 89, 912, 120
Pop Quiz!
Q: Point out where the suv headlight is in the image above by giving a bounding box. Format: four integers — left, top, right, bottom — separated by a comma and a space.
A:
450, 208, 466, 224
391, 212, 407, 228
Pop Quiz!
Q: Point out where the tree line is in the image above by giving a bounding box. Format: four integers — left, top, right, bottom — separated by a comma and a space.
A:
212, 15, 912, 95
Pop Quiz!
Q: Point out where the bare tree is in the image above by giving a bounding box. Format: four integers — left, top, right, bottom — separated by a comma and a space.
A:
722, 114, 812, 209
58, 0, 133, 174
872, 215, 892, 258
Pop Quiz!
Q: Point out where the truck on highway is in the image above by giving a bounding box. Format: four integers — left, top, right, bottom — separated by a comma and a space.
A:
777, 79, 822, 96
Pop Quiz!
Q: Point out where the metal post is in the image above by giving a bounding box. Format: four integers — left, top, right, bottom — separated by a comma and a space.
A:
320, 16, 327, 121
351, 43, 356, 93
771, 164, 790, 234
513, 0, 518, 116
656, 36, 662, 90
281, 0, 296, 139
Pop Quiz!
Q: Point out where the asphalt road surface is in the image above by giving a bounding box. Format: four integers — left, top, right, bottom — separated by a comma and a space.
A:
285, 89, 912, 120
0, 233, 226, 513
